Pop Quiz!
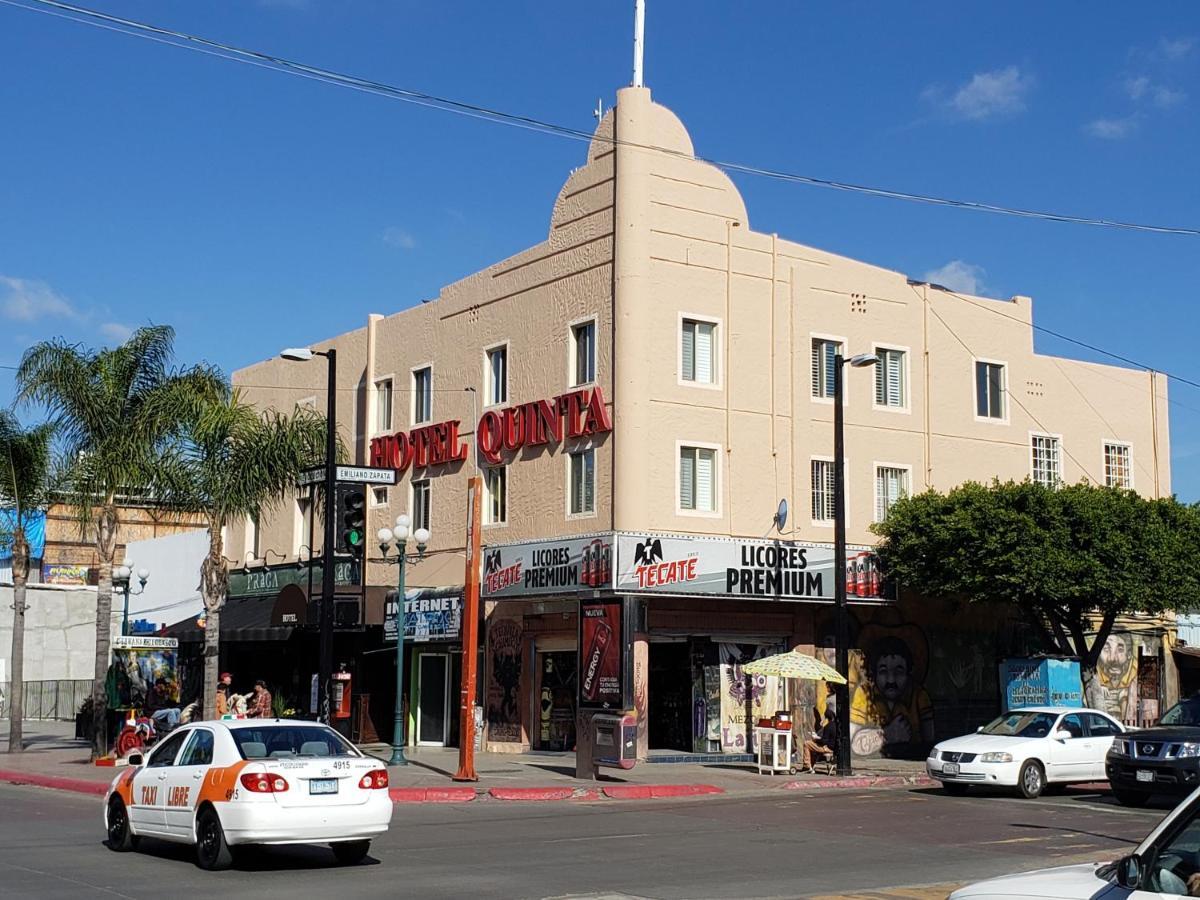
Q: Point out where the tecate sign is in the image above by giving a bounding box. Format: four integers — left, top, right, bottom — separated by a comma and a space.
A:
614, 534, 886, 602
482, 536, 613, 598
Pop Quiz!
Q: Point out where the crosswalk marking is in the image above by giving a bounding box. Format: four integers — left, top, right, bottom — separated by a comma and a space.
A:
807, 884, 964, 900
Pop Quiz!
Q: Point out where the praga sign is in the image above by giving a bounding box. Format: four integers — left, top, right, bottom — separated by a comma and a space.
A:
369, 386, 612, 474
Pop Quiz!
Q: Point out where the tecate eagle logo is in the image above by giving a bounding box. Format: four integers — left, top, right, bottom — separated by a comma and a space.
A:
484, 549, 521, 594
631, 538, 698, 589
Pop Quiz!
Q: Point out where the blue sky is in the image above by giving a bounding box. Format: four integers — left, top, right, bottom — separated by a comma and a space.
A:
1, 1, 1197, 500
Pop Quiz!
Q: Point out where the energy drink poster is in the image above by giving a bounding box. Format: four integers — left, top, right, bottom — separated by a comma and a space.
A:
579, 600, 623, 709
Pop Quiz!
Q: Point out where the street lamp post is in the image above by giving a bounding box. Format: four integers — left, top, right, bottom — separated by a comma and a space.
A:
378, 516, 430, 767
833, 351, 878, 776
281, 346, 337, 724
112, 563, 150, 636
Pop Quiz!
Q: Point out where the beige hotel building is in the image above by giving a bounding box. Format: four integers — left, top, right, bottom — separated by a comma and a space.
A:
226, 87, 1170, 760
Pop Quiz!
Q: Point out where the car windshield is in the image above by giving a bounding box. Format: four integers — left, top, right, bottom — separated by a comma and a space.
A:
231, 725, 362, 760
979, 711, 1058, 738
1160, 699, 1200, 727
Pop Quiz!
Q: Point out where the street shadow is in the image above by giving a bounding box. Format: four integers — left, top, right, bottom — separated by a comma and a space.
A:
112, 838, 382, 871
1009, 822, 1139, 845
519, 762, 627, 781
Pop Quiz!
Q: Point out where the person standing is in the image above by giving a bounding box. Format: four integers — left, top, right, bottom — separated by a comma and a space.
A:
215, 683, 230, 717
248, 680, 273, 719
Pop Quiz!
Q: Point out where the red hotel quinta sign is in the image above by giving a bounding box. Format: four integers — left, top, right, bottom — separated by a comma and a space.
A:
369, 386, 612, 474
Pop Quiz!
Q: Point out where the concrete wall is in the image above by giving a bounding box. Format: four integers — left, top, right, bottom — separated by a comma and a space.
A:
0, 583, 113, 683
120, 530, 207, 626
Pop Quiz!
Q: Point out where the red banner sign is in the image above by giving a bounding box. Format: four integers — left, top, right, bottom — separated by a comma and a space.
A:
580, 599, 623, 709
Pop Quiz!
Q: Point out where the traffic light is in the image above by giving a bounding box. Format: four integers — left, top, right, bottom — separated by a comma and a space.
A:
337, 483, 366, 556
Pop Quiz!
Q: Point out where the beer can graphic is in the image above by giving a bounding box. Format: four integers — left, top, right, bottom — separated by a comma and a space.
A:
581, 617, 614, 701
846, 552, 860, 596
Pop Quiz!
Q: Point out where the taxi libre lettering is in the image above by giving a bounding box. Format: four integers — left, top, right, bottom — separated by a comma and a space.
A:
168, 786, 191, 807
140, 785, 157, 805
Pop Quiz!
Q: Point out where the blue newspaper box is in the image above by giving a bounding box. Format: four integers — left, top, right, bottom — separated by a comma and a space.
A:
1001, 657, 1083, 709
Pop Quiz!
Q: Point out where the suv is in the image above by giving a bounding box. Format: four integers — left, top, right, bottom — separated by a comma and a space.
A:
1106, 697, 1200, 806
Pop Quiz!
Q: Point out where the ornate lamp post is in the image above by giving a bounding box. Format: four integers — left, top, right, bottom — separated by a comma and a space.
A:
378, 515, 430, 767
112, 562, 150, 636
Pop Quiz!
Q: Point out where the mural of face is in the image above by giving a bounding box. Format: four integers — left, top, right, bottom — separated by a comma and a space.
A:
1099, 634, 1134, 686
875, 654, 910, 703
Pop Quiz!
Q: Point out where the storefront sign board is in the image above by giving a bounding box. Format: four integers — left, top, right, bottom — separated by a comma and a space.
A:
481, 534, 613, 599
385, 589, 463, 641
579, 599, 624, 710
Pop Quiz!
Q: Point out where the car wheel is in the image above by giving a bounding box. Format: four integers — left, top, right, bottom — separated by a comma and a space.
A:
941, 782, 970, 796
331, 840, 371, 865
1112, 786, 1151, 807
106, 798, 139, 852
1018, 760, 1045, 799
195, 807, 234, 871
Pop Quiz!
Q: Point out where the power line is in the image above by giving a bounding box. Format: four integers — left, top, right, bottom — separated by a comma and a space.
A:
5, 0, 1200, 238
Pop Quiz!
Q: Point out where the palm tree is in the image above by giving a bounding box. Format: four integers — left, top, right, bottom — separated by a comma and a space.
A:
16, 325, 222, 757
0, 412, 55, 752
165, 387, 328, 721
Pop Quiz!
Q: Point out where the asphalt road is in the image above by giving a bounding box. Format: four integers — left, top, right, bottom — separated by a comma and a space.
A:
0, 783, 1170, 899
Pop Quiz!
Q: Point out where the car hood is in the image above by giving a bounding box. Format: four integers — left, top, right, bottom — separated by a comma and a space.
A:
934, 734, 1043, 755
1121, 725, 1200, 743
950, 863, 1113, 899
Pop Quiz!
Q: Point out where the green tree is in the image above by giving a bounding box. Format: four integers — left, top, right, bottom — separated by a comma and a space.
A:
0, 412, 55, 752
872, 480, 1200, 682
163, 388, 328, 721
16, 326, 222, 757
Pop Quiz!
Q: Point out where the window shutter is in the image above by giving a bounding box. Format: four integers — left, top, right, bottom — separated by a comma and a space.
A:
875, 356, 887, 405
695, 323, 713, 384
988, 364, 1003, 418
681, 322, 696, 381
680, 448, 695, 510
584, 451, 595, 513
975, 362, 987, 417
811, 340, 822, 396
696, 449, 714, 511
824, 341, 837, 397
888, 352, 903, 406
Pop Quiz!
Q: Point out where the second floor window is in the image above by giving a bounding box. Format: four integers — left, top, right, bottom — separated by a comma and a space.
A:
812, 338, 841, 399
413, 367, 432, 424
975, 361, 1005, 419
681, 319, 717, 384
485, 346, 507, 406
874, 348, 906, 408
679, 445, 717, 513
374, 378, 393, 432
875, 466, 909, 522
484, 466, 507, 525
811, 459, 835, 523
1104, 443, 1132, 488
245, 515, 261, 560
572, 320, 596, 386
411, 479, 431, 532
1031, 435, 1061, 487
569, 449, 595, 515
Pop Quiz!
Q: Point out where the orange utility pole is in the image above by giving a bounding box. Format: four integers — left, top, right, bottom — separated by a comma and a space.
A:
453, 475, 482, 781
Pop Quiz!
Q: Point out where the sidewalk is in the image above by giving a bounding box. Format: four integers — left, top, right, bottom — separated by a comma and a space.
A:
0, 721, 933, 802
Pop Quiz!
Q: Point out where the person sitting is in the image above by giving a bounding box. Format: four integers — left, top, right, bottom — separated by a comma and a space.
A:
148, 678, 182, 731
802, 707, 839, 773
248, 680, 273, 719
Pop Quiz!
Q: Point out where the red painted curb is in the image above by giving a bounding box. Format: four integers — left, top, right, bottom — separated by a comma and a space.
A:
489, 787, 577, 802
601, 784, 724, 800
0, 769, 110, 797
389, 787, 477, 803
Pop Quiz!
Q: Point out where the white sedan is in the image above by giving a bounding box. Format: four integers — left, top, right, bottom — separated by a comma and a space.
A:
927, 707, 1124, 799
104, 719, 393, 869
952, 782, 1200, 898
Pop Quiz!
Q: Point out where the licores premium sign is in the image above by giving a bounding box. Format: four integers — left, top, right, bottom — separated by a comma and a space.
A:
369, 386, 612, 474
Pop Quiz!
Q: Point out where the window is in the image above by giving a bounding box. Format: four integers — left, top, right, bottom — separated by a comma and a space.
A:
975, 361, 1005, 419
1059, 713, 1084, 739
811, 459, 836, 523
147, 730, 189, 768
875, 466, 909, 522
568, 449, 595, 516
874, 348, 906, 408
1104, 443, 1132, 488
485, 346, 507, 406
1140, 805, 1200, 893
245, 515, 260, 561
571, 320, 596, 386
413, 367, 432, 424
484, 466, 507, 525
179, 729, 214, 767
678, 445, 717, 513
374, 378, 393, 432
294, 496, 311, 555
812, 338, 842, 399
681, 318, 717, 385
1083, 713, 1120, 738
371, 487, 388, 508
1031, 434, 1061, 487
411, 480, 431, 532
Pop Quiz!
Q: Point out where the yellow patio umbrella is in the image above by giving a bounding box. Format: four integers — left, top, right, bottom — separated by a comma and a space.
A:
742, 650, 847, 684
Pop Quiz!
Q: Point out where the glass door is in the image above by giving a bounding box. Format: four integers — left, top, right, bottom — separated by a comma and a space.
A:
417, 653, 449, 746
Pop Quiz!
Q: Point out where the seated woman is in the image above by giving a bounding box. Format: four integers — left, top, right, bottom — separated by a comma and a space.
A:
802, 706, 839, 772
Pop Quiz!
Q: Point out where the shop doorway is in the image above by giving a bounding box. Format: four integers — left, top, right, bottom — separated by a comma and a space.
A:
536, 651, 576, 751
416, 652, 450, 746
648, 641, 692, 751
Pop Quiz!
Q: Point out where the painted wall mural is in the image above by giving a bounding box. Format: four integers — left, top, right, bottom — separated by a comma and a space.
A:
718, 642, 784, 753
1085, 632, 1140, 723
486, 618, 523, 743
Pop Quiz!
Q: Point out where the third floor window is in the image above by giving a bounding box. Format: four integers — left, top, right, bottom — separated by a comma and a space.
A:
874, 348, 906, 408
1104, 443, 1132, 489
812, 338, 842, 399
975, 361, 1005, 420
485, 346, 507, 406
413, 367, 432, 424
374, 378, 393, 432
571, 320, 596, 386
681, 319, 717, 385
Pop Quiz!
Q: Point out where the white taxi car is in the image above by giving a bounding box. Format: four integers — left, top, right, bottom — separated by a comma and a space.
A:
104, 719, 393, 870
927, 707, 1124, 798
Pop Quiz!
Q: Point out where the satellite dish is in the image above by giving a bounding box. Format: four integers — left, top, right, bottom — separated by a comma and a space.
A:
773, 498, 788, 533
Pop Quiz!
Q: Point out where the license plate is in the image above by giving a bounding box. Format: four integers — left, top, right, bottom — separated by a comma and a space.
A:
309, 778, 339, 794
1136, 770, 1154, 783
942, 762, 960, 776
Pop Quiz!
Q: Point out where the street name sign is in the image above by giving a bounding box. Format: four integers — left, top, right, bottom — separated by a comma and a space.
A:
298, 465, 398, 487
